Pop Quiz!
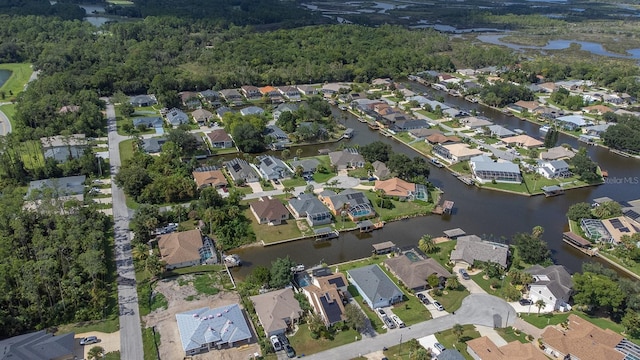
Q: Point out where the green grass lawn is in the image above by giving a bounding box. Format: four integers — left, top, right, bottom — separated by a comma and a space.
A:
381, 340, 429, 359
521, 312, 569, 328
104, 352, 121, 360
244, 208, 303, 243
431, 287, 470, 313
347, 285, 387, 333
434, 324, 481, 357
313, 171, 336, 183
396, 132, 414, 143
449, 161, 471, 175
0, 63, 32, 100
142, 326, 161, 360
16, 140, 44, 170
495, 326, 530, 343
426, 240, 456, 269
415, 109, 441, 120
405, 139, 433, 156
363, 191, 434, 222
107, 0, 134, 4
56, 317, 120, 335
392, 294, 432, 326
192, 273, 221, 295
347, 167, 368, 179
288, 323, 360, 356
282, 177, 306, 187
470, 273, 522, 301
0, 103, 16, 128
597, 251, 640, 278
118, 139, 135, 163
211, 147, 239, 155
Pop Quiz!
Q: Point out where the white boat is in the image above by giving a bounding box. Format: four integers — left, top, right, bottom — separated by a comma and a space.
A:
224, 254, 242, 267
539, 125, 551, 133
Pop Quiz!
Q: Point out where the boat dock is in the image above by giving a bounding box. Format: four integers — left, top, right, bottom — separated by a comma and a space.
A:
357, 220, 385, 233
368, 122, 380, 130
343, 128, 354, 139
610, 148, 632, 158
314, 227, 340, 242
562, 232, 597, 256
452, 172, 475, 185
432, 200, 454, 215
443, 228, 466, 239
541, 185, 565, 197
372, 241, 396, 255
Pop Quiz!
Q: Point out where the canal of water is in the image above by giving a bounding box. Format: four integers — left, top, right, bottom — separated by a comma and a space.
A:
229, 84, 640, 279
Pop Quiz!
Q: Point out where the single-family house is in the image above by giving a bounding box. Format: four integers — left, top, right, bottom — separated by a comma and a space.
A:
257, 155, 293, 180
297, 85, 318, 96
537, 160, 571, 179
501, 135, 543, 149
433, 143, 484, 164
249, 196, 290, 225
538, 82, 557, 93
288, 193, 333, 226
409, 128, 440, 139
540, 314, 625, 360
141, 137, 168, 154
259, 86, 284, 103
265, 125, 291, 150
302, 272, 349, 327
539, 146, 576, 161
601, 216, 638, 244
556, 115, 592, 131
192, 169, 228, 189
278, 86, 301, 101
436, 349, 466, 360
487, 125, 515, 138
290, 158, 320, 176
321, 83, 350, 95
371, 77, 393, 89
132, 117, 164, 129
372, 160, 391, 180
180, 91, 201, 109
513, 100, 543, 113
166, 108, 190, 126
581, 218, 613, 243
460, 116, 493, 129
130, 94, 157, 107
176, 304, 252, 356
219, 89, 244, 105
375, 177, 425, 200
216, 106, 233, 120
191, 109, 214, 125
524, 265, 573, 312
390, 119, 430, 132
443, 108, 463, 118
466, 336, 548, 360
27, 175, 86, 201
346, 264, 404, 309
0, 330, 77, 360
426, 133, 460, 145
450, 235, 509, 268
206, 129, 233, 149
470, 155, 522, 184
225, 158, 260, 183
582, 123, 613, 138
384, 251, 451, 291
250, 288, 303, 337
240, 106, 265, 117
157, 229, 213, 269
199, 89, 219, 102
273, 103, 300, 121
328, 149, 365, 170
40, 134, 88, 163
319, 189, 375, 221
240, 85, 261, 100
583, 104, 614, 115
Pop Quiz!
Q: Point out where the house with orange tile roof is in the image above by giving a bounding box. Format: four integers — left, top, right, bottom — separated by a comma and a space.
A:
425, 133, 460, 145
374, 177, 427, 201
158, 229, 213, 269
192, 169, 228, 189
583, 104, 614, 115
501, 135, 544, 149
467, 336, 548, 360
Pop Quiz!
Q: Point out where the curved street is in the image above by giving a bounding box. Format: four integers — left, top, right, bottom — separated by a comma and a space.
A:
303, 293, 515, 360
105, 98, 144, 360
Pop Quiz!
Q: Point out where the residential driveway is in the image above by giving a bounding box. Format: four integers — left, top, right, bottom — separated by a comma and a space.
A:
452, 265, 487, 295
248, 182, 263, 193
75, 331, 120, 358
476, 325, 508, 346
327, 175, 360, 189
303, 294, 515, 360
417, 334, 440, 355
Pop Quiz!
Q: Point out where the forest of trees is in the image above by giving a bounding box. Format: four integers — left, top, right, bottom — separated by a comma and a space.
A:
0, 187, 114, 338
479, 80, 534, 107
602, 114, 640, 154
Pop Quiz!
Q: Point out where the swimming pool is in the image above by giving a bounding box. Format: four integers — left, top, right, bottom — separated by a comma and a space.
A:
295, 273, 311, 288
405, 250, 421, 262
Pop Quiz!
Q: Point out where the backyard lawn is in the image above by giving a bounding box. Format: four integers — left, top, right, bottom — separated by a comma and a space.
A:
243, 208, 303, 243
495, 326, 530, 343
364, 191, 434, 222
288, 323, 360, 356
0, 63, 33, 99
521, 312, 569, 329
434, 324, 481, 357
431, 287, 470, 313
428, 240, 456, 269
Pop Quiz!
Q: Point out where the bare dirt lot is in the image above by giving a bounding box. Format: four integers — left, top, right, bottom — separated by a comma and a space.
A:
144, 274, 261, 360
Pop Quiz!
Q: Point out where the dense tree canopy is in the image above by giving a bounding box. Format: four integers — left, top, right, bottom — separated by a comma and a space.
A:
602, 115, 640, 154
513, 227, 551, 265
480, 80, 534, 107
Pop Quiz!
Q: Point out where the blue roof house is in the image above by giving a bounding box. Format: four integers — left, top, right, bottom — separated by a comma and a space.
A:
288, 193, 333, 227
347, 264, 404, 309
166, 108, 190, 127
257, 155, 293, 180
176, 304, 252, 356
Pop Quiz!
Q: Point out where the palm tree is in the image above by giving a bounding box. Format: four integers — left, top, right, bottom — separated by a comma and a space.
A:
131, 243, 148, 262
452, 323, 464, 341
446, 276, 460, 290
535, 299, 546, 316
87, 346, 104, 360
418, 234, 436, 254
531, 226, 545, 239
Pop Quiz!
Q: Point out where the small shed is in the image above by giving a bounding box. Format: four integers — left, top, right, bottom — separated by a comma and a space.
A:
372, 241, 396, 255
443, 228, 466, 239
357, 220, 374, 233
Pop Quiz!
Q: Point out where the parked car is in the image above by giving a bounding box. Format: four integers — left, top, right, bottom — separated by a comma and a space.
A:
433, 301, 444, 311
80, 336, 98, 345
383, 316, 396, 329
391, 314, 405, 328
519, 298, 533, 306
459, 268, 470, 280
270, 335, 282, 351
285, 344, 296, 358
417, 293, 426, 301
434, 342, 446, 352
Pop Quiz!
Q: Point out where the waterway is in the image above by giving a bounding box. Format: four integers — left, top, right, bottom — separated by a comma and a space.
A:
0, 69, 12, 88
228, 83, 640, 280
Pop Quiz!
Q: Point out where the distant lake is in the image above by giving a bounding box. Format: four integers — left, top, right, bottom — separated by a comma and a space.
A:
0, 70, 12, 88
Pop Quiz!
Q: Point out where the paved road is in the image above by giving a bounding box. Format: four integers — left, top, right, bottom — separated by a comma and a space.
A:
105, 98, 144, 360
0, 105, 11, 136
303, 294, 515, 360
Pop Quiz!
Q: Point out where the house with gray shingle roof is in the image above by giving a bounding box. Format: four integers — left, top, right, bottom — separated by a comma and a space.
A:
133, 117, 164, 129
347, 264, 403, 309
288, 193, 333, 227
225, 158, 260, 183
273, 103, 300, 121
328, 149, 365, 170
250, 288, 303, 337
290, 158, 320, 176
129, 94, 157, 107
27, 175, 86, 200
249, 196, 290, 225
176, 304, 251, 356
384, 251, 451, 292
216, 106, 233, 120
0, 330, 76, 360
525, 265, 573, 312
372, 161, 391, 180
257, 155, 292, 180
141, 137, 168, 154
192, 109, 214, 125
487, 124, 515, 138
240, 106, 265, 117
40, 134, 89, 163
165, 108, 190, 127
450, 235, 509, 268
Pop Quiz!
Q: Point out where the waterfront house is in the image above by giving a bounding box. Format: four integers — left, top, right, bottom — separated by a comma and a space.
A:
467, 336, 547, 360
426, 133, 460, 145
301, 272, 348, 327
390, 119, 430, 132
225, 158, 260, 183
166, 108, 190, 127
513, 100, 543, 113
0, 330, 77, 360
278, 86, 301, 101
372, 160, 391, 180
265, 125, 291, 150
250, 288, 303, 337
158, 229, 214, 269
206, 129, 233, 149
240, 106, 265, 117
180, 91, 201, 109
141, 137, 167, 154
176, 304, 251, 356
130, 94, 157, 107
273, 103, 300, 121
581, 218, 614, 243
409, 128, 441, 139
433, 143, 483, 164
296, 84, 318, 96
383, 250, 451, 292
470, 155, 522, 184
192, 169, 228, 190
346, 264, 403, 309
583, 104, 614, 115
219, 89, 244, 105
319, 189, 375, 221
537, 160, 571, 179
132, 116, 164, 130
601, 216, 638, 244
538, 82, 557, 93
501, 135, 543, 149
556, 115, 592, 131
460, 116, 493, 129
374, 177, 427, 201
287, 193, 333, 227
257, 155, 293, 180
487, 125, 515, 138
329, 148, 365, 170
524, 264, 573, 312
240, 85, 261, 100
40, 134, 88, 163
450, 235, 509, 268
540, 314, 625, 360
290, 158, 320, 176
216, 106, 233, 120
249, 196, 290, 226
582, 123, 613, 138
539, 146, 576, 161
321, 83, 350, 95
191, 109, 213, 125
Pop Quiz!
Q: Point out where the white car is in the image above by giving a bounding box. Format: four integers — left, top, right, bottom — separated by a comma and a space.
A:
80, 336, 98, 345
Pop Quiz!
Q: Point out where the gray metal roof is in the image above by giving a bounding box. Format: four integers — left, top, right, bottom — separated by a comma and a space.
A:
27, 176, 86, 198
0, 330, 75, 360
176, 304, 251, 352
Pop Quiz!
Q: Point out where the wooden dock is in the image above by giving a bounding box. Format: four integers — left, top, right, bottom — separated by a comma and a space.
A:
432, 200, 454, 215
357, 220, 385, 233
562, 232, 597, 256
